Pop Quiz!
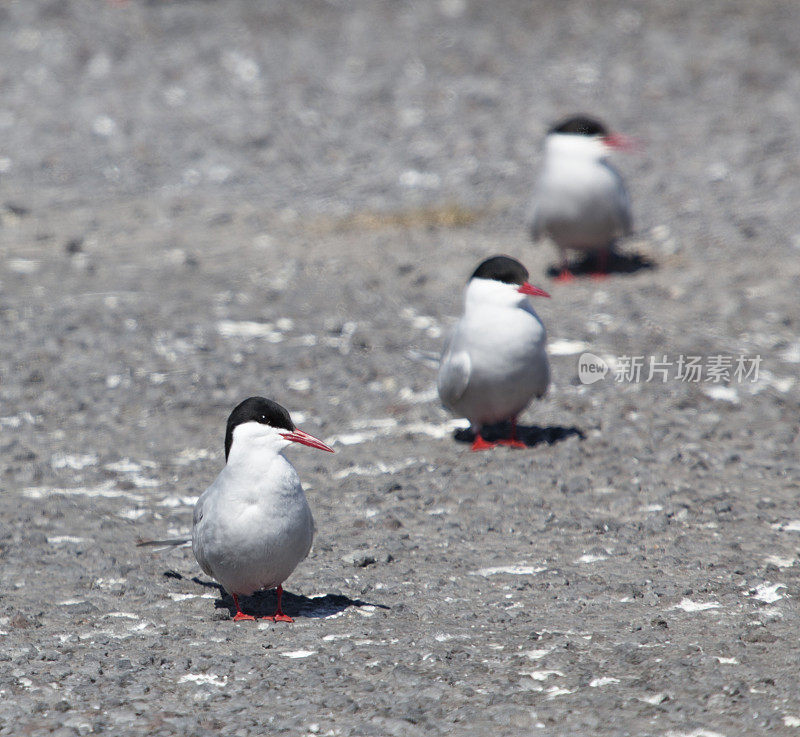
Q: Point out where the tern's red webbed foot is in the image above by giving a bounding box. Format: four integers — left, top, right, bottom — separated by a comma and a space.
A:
232, 594, 255, 621
497, 438, 526, 449
262, 585, 294, 623
471, 435, 498, 451
261, 613, 294, 623
497, 419, 526, 448
554, 268, 575, 283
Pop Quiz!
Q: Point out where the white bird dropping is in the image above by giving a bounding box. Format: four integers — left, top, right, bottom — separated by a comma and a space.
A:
437, 255, 551, 451
528, 114, 634, 281
192, 397, 333, 622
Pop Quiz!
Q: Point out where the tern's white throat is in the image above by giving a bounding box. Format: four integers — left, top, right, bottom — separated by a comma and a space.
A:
464, 277, 529, 311
545, 132, 609, 161
226, 421, 294, 465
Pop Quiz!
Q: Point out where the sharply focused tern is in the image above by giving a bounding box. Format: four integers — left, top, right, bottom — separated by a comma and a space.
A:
437, 255, 551, 451
192, 396, 333, 622
528, 114, 634, 281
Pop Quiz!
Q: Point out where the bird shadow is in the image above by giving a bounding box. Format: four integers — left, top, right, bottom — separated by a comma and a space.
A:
454, 423, 586, 448
545, 249, 655, 278
185, 575, 388, 620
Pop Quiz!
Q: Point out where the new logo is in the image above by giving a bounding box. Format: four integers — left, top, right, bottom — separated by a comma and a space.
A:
578, 353, 609, 384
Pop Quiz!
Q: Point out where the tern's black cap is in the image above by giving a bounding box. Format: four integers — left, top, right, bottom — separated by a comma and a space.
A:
470, 255, 529, 286
225, 396, 294, 460
549, 114, 608, 137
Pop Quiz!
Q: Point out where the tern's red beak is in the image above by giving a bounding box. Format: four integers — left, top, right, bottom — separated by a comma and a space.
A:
518, 282, 551, 298
280, 429, 335, 452
601, 133, 640, 152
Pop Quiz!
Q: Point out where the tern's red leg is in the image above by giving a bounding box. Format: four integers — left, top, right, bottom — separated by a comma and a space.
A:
273, 585, 293, 623
591, 248, 609, 280
232, 594, 256, 621
263, 585, 294, 623
471, 434, 498, 451
498, 418, 526, 448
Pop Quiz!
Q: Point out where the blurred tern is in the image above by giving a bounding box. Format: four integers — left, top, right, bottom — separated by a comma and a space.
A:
528, 114, 634, 281
192, 396, 333, 622
437, 255, 550, 451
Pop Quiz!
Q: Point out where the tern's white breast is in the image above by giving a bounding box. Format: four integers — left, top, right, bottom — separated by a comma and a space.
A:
531, 140, 630, 251
192, 454, 314, 596
440, 300, 549, 427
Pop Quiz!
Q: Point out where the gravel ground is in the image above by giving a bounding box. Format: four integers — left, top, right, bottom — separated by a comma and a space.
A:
2, 1, 800, 735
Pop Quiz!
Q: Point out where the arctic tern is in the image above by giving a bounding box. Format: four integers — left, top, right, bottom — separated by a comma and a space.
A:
528, 114, 634, 281
192, 396, 333, 622
437, 255, 550, 451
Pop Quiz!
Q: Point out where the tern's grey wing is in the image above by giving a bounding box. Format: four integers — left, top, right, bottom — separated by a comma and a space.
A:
191, 485, 215, 578
192, 497, 203, 527
604, 160, 632, 235
437, 329, 472, 409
